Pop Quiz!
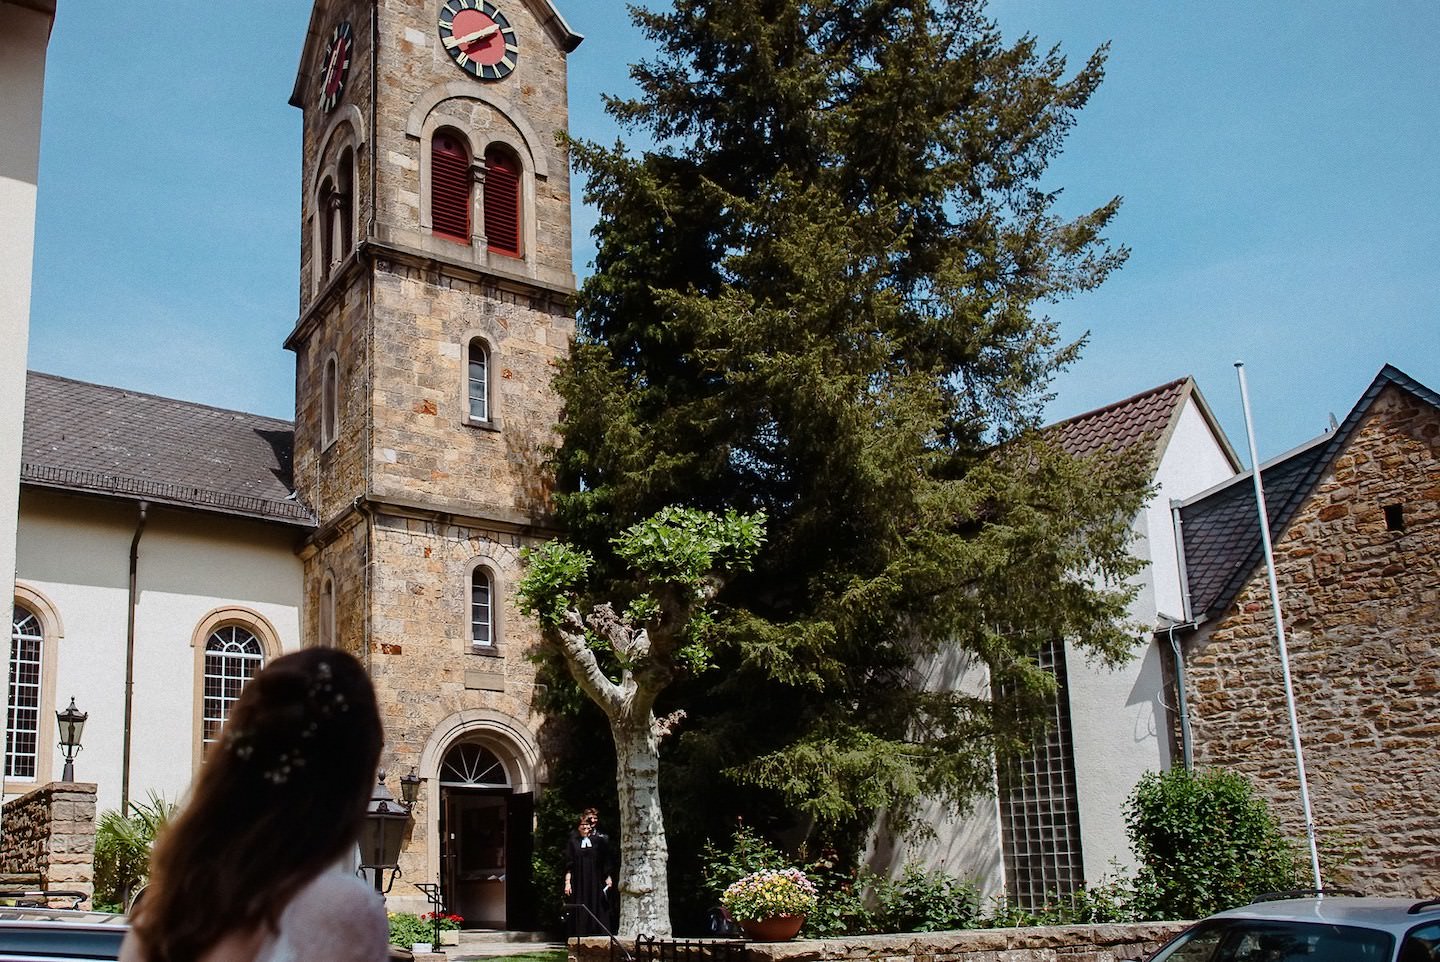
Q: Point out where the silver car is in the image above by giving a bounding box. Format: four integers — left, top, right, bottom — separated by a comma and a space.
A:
1142, 896, 1440, 962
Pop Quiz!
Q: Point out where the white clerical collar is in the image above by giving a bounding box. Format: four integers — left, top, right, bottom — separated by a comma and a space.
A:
581, 837, 592, 848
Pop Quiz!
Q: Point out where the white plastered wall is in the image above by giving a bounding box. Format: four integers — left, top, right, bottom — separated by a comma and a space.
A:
0, 1, 55, 641
11, 490, 303, 815
1064, 397, 1238, 880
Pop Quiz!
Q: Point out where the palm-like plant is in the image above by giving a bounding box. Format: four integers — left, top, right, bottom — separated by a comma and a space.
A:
93, 792, 176, 911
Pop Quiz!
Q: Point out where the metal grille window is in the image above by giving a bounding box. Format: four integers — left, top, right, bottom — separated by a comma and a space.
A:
471, 568, 493, 650
468, 339, 489, 422
6, 606, 43, 779
203, 626, 264, 753
996, 635, 1084, 910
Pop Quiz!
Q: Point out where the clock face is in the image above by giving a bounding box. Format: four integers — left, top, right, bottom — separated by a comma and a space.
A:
319, 21, 354, 113
437, 0, 518, 81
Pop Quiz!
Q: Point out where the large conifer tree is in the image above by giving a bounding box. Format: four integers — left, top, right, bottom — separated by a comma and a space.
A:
548, 0, 1152, 933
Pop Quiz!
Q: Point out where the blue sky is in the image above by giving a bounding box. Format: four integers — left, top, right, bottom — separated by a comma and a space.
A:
28, 1, 1439, 462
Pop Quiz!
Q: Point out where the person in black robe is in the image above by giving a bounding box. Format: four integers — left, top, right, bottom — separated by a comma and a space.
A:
564, 816, 613, 936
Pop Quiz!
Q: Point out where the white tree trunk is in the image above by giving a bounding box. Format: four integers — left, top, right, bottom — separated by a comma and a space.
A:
613, 714, 671, 938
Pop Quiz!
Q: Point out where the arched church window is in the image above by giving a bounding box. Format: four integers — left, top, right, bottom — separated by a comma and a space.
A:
483, 146, 521, 257
468, 338, 490, 423
432, 131, 472, 242
471, 566, 494, 651
440, 743, 510, 787
6, 605, 43, 779
202, 625, 264, 754
335, 146, 355, 259
318, 176, 337, 277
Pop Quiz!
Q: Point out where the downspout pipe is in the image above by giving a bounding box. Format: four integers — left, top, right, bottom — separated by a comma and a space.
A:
1159, 618, 1196, 772
121, 501, 148, 816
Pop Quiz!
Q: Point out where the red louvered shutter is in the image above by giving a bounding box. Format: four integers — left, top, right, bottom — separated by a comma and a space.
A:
484, 149, 521, 257
431, 134, 471, 243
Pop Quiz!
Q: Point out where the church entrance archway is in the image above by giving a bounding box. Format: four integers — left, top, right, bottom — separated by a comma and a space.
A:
438, 739, 534, 928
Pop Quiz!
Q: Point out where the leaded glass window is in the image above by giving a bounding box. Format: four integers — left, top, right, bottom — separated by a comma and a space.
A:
203, 626, 264, 753
468, 340, 489, 422
6, 606, 43, 779
471, 568, 493, 650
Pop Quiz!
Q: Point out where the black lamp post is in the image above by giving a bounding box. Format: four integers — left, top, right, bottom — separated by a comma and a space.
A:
55, 697, 87, 782
360, 770, 412, 893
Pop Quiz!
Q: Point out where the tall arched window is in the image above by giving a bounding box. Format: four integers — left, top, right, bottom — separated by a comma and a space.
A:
6, 606, 43, 779
483, 146, 521, 257
322, 354, 339, 449
202, 626, 265, 754
318, 176, 337, 277
471, 567, 494, 651
336, 146, 354, 257
468, 338, 490, 423
320, 573, 337, 648
432, 131, 472, 243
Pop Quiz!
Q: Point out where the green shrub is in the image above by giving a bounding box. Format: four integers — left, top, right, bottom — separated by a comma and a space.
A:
699, 826, 787, 901
93, 793, 175, 909
872, 865, 980, 933
387, 912, 434, 947
1126, 767, 1303, 920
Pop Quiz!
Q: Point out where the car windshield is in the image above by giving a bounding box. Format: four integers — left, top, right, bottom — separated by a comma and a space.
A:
1150, 918, 1395, 962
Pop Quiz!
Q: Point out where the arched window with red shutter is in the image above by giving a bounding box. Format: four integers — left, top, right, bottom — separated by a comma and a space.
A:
431, 131, 472, 243
483, 146, 522, 258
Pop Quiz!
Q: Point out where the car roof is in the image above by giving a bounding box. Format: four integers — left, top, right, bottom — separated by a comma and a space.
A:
1213, 897, 1440, 936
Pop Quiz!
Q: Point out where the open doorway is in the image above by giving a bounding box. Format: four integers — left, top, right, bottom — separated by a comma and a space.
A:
438, 741, 534, 929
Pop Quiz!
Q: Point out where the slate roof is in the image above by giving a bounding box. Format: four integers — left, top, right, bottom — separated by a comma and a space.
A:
21, 372, 314, 527
1177, 364, 1440, 622
1046, 377, 1239, 469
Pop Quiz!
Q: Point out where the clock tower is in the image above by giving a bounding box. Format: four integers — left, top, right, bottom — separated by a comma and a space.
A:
286, 0, 582, 923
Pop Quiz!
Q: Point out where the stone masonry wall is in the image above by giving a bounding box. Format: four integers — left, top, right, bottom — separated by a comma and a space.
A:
1184, 384, 1440, 896
571, 925, 1189, 962
0, 781, 96, 906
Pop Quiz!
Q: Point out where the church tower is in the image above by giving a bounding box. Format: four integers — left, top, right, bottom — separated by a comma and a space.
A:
285, 0, 582, 923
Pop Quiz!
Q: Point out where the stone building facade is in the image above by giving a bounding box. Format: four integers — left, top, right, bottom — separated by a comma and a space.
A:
285, 0, 583, 923
1176, 366, 1440, 897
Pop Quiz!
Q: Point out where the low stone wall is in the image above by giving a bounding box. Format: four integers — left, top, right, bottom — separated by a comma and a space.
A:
572, 923, 1190, 962
0, 781, 97, 907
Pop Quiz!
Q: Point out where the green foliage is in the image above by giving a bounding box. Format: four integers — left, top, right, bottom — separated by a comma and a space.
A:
92, 793, 175, 908
555, 0, 1152, 840
1126, 768, 1304, 920
387, 912, 433, 947
871, 865, 980, 933
516, 542, 593, 628
699, 825, 788, 899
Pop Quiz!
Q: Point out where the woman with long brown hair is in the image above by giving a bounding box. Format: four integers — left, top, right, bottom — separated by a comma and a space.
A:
121, 648, 389, 962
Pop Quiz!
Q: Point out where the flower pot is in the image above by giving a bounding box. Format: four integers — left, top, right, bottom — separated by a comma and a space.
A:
412, 943, 433, 954
738, 914, 805, 941
439, 929, 461, 946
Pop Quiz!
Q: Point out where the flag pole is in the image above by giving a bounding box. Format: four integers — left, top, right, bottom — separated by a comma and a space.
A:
1234, 361, 1323, 890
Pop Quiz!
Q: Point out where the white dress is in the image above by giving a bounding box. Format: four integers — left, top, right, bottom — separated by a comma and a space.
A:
120, 870, 390, 962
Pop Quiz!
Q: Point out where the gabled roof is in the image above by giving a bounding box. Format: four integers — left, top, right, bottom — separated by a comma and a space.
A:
21, 372, 314, 528
1177, 364, 1440, 622
289, 0, 584, 108
1047, 376, 1241, 471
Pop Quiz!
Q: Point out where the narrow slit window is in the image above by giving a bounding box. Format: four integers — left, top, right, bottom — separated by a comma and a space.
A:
483, 147, 521, 257
432, 132, 472, 243
468, 339, 489, 422
1384, 503, 1405, 531
322, 355, 339, 448
318, 177, 337, 277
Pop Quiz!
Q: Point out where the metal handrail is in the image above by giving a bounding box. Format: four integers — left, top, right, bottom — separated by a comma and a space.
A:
567, 901, 633, 962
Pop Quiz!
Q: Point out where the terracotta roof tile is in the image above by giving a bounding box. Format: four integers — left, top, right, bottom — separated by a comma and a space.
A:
1046, 378, 1191, 462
